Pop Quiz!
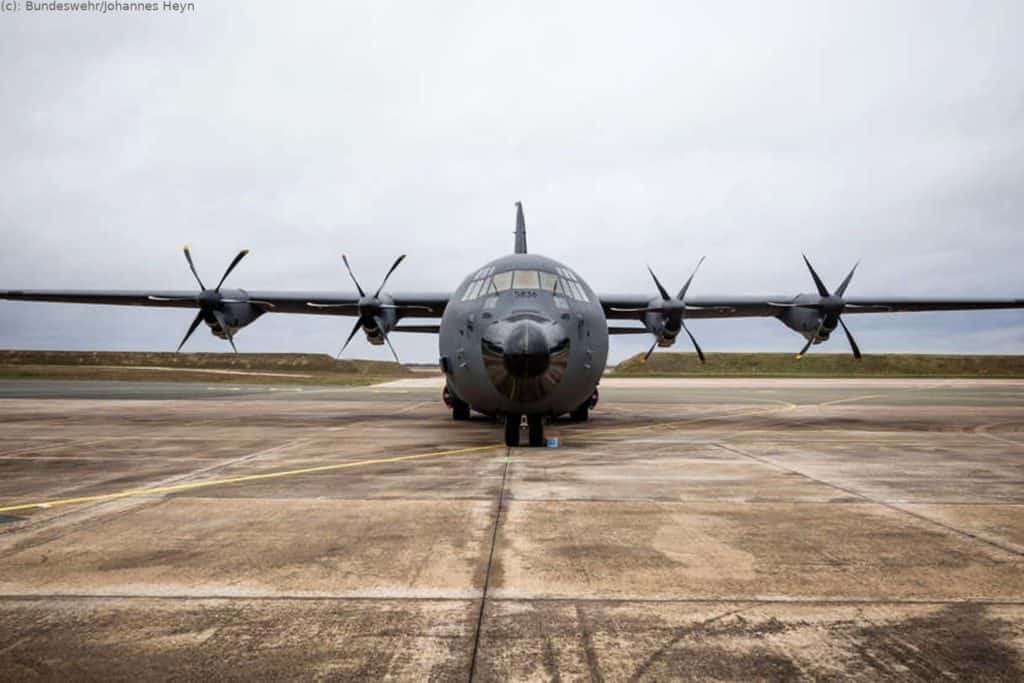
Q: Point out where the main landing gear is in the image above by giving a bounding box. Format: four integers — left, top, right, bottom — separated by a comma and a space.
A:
443, 386, 470, 421
570, 389, 599, 422
569, 404, 589, 422
504, 414, 545, 447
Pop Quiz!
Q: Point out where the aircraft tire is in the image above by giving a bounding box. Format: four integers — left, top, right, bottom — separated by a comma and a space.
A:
504, 414, 521, 447
452, 398, 470, 421
527, 414, 545, 447
569, 404, 589, 422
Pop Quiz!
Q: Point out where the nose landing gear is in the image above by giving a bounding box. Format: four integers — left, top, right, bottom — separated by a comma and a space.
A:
504, 414, 520, 447
504, 414, 545, 447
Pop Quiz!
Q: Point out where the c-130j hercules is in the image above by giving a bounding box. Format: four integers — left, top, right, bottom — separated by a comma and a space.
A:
3, 203, 1022, 447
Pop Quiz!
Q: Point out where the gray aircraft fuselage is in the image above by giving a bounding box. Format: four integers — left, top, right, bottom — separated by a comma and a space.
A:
439, 252, 608, 419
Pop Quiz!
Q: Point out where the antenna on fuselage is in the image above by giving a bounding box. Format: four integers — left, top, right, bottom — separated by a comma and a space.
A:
514, 201, 527, 254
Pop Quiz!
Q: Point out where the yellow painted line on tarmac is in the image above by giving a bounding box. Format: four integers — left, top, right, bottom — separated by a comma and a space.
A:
814, 381, 950, 408
815, 392, 890, 407
0, 443, 501, 514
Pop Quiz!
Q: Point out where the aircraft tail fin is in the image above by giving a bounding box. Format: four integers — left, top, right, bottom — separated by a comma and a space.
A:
514, 202, 527, 254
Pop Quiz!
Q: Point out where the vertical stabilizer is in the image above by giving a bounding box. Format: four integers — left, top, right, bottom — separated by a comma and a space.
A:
514, 201, 528, 254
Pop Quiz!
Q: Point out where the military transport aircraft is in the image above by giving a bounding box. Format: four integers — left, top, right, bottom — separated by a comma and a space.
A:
3, 203, 1022, 447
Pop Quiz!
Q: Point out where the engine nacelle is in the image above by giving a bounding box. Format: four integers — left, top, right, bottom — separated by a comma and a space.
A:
358, 294, 399, 345
777, 306, 832, 341
204, 292, 265, 340
642, 298, 680, 347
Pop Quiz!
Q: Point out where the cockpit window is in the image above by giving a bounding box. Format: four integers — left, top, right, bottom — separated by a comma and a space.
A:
460, 279, 480, 301
566, 280, 582, 301
512, 270, 540, 289
491, 271, 514, 291
461, 268, 590, 302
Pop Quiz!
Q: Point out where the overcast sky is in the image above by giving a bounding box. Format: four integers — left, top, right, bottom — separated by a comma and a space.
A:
1, 1, 1022, 363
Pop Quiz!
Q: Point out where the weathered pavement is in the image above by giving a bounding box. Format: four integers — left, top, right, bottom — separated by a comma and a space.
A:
1, 377, 1023, 680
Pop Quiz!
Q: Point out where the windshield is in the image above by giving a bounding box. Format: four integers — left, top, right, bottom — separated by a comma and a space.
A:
460, 268, 589, 302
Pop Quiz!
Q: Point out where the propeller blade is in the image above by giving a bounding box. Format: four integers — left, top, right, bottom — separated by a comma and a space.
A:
795, 321, 825, 359
337, 317, 363, 358
211, 310, 238, 353
838, 317, 862, 359
375, 316, 401, 363
796, 336, 815, 359
801, 254, 831, 297
183, 245, 205, 290
642, 337, 659, 363
646, 266, 671, 301
374, 254, 407, 297
215, 249, 249, 292
681, 321, 706, 363
382, 333, 400, 363
835, 262, 859, 298
676, 256, 706, 301
176, 310, 205, 352
341, 254, 366, 297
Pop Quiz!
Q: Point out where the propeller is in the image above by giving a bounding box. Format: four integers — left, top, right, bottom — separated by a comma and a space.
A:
611, 257, 707, 363
774, 255, 862, 359
309, 254, 428, 363
152, 246, 256, 353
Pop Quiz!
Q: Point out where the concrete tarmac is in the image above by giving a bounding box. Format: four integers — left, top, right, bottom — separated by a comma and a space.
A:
1, 377, 1023, 680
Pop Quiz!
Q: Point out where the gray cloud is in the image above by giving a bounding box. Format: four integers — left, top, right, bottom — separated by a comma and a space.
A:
2, 1, 1022, 362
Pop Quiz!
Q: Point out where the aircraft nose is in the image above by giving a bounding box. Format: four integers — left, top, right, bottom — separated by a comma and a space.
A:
481, 317, 571, 401
501, 319, 552, 378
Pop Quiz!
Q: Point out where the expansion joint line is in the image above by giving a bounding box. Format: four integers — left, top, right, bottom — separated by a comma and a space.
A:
468, 448, 511, 682
715, 443, 1024, 558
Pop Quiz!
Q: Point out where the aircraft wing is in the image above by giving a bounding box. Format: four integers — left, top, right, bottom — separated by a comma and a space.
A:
600, 294, 1024, 322
819, 297, 1024, 314
254, 291, 450, 317
2, 289, 206, 309
0, 289, 451, 318
601, 294, 779, 320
